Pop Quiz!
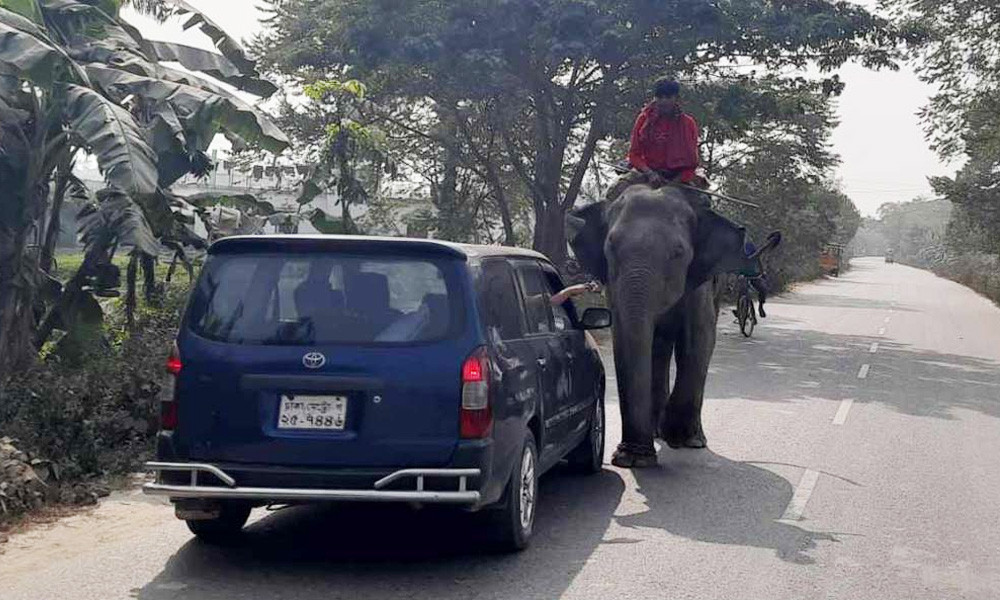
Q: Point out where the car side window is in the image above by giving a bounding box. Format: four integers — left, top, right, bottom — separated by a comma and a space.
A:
478, 260, 525, 342
540, 267, 575, 333
515, 261, 554, 335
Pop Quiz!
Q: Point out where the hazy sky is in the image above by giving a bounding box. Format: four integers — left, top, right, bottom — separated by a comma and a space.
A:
125, 0, 955, 217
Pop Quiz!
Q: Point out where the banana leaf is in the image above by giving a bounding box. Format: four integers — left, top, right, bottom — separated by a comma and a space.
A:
61, 83, 159, 196
310, 208, 348, 234
77, 188, 160, 257
0, 18, 72, 86
296, 163, 330, 205
182, 191, 276, 216
39, 0, 145, 55
160, 0, 257, 75
149, 40, 278, 98
0, 4, 46, 34
86, 64, 290, 155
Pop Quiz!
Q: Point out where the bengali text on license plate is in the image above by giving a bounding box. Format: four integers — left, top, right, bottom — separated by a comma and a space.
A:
278, 395, 347, 430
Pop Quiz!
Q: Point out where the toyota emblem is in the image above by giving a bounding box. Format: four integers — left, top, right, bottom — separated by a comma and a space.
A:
302, 352, 326, 369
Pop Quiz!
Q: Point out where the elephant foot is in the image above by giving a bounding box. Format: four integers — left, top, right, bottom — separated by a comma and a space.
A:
662, 431, 708, 450
682, 433, 708, 449
611, 443, 658, 469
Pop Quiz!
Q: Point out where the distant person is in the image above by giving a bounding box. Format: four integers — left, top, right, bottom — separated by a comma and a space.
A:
732, 238, 774, 319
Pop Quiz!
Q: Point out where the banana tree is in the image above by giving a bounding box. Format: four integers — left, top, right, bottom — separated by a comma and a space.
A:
0, 0, 289, 378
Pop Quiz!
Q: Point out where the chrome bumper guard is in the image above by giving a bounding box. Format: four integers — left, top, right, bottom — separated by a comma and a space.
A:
143, 462, 481, 504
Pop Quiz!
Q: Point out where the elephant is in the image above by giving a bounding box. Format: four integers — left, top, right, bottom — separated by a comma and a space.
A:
566, 184, 780, 468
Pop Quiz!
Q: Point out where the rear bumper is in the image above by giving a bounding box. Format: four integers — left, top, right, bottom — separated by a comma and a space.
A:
143, 462, 481, 505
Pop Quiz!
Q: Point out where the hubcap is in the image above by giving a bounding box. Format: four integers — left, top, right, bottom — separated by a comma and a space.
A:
519, 447, 536, 531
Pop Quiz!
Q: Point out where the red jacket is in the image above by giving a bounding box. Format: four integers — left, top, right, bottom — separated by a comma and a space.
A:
627, 104, 700, 183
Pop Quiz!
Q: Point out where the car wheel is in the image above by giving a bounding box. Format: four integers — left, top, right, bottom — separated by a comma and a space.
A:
487, 431, 538, 552
568, 396, 605, 474
185, 502, 251, 544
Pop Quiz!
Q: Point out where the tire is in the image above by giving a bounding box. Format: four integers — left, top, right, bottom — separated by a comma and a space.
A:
487, 431, 539, 552
568, 395, 605, 475
185, 503, 251, 544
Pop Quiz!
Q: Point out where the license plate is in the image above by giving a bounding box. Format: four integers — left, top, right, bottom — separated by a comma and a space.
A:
277, 395, 348, 430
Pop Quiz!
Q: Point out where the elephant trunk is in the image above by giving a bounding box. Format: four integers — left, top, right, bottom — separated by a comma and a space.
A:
609, 264, 684, 452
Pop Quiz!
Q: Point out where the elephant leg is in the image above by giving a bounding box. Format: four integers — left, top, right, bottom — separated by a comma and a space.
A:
651, 327, 675, 440
611, 315, 658, 468
661, 283, 718, 449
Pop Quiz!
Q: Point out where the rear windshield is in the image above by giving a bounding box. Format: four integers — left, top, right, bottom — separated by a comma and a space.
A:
187, 252, 463, 345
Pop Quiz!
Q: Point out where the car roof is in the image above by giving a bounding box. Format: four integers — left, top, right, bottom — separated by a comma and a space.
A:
208, 235, 550, 263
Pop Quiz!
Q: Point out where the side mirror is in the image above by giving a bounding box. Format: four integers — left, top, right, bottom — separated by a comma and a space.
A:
578, 308, 612, 330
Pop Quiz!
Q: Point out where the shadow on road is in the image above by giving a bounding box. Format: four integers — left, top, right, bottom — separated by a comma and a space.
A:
711, 314, 1000, 421
136, 467, 625, 600
619, 450, 837, 565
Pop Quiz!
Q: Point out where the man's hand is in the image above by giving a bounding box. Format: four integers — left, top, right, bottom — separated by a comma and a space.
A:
550, 281, 601, 306
646, 170, 667, 188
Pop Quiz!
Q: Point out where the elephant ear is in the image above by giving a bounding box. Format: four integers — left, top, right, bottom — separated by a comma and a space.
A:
688, 208, 752, 289
750, 231, 783, 257
566, 202, 609, 283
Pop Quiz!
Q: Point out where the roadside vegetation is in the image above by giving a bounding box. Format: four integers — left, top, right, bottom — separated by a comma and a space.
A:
1, 0, 908, 524
0, 0, 285, 523
851, 199, 1000, 306
847, 1, 1000, 306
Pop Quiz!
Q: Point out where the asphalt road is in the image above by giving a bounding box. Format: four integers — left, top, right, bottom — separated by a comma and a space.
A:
3, 257, 999, 600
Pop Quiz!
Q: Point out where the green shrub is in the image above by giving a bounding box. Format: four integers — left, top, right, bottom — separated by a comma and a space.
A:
0, 287, 185, 487
933, 253, 1000, 306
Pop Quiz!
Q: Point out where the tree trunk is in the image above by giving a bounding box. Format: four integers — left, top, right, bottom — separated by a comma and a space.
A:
0, 230, 36, 380
492, 185, 516, 246
532, 202, 569, 268
434, 123, 463, 241
165, 252, 178, 284
125, 253, 139, 330
40, 167, 71, 274
526, 89, 608, 269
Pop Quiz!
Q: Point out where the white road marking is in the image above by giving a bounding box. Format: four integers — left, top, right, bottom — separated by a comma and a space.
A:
869, 342, 879, 354
832, 398, 855, 425
878, 327, 886, 336
884, 316, 891, 324
780, 469, 821, 521
858, 364, 871, 379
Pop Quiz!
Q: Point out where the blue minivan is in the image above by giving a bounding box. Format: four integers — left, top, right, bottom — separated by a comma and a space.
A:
145, 235, 610, 550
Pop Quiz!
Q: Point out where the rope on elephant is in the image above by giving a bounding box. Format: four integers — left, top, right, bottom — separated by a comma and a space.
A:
670, 183, 762, 209
598, 161, 762, 209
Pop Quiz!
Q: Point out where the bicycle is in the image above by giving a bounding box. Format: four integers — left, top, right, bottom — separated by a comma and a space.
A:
734, 275, 758, 338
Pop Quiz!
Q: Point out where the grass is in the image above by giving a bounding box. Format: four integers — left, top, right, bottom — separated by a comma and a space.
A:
52, 251, 190, 284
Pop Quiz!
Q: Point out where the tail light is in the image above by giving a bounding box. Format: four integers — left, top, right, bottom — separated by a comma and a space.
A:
166, 341, 182, 375
161, 342, 180, 431
460, 347, 492, 439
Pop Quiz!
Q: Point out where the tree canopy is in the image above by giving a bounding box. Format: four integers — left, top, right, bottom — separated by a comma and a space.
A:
0, 0, 288, 378
893, 0, 1000, 258
255, 0, 903, 265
